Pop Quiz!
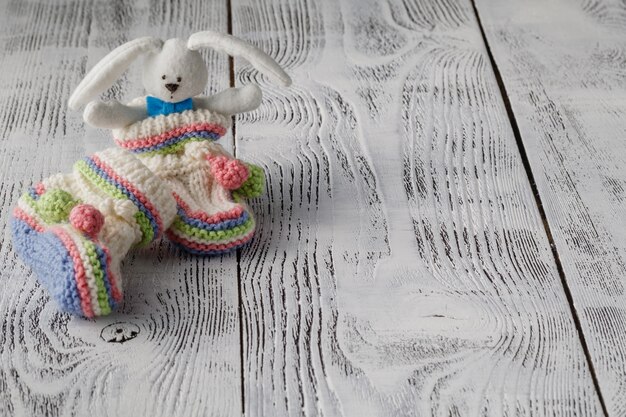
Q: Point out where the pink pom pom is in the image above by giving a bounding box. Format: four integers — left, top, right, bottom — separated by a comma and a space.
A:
208, 155, 250, 190
34, 182, 46, 196
69, 204, 105, 238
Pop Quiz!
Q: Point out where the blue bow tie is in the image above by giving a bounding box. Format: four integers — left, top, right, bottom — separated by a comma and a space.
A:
146, 96, 193, 117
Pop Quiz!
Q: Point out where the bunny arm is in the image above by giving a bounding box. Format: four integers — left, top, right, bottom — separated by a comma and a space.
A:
83, 100, 147, 129
82, 84, 262, 130
193, 84, 262, 116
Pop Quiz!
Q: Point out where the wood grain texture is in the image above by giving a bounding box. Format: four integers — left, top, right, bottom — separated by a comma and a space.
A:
0, 1, 241, 416
232, 0, 604, 415
473, 0, 626, 415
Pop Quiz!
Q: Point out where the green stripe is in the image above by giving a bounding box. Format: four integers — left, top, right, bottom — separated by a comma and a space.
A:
134, 211, 154, 246
82, 238, 111, 315
75, 160, 129, 200
139, 137, 208, 156
75, 160, 153, 246
170, 216, 255, 241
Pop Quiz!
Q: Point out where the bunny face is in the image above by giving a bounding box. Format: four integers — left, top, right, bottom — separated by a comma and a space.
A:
142, 38, 208, 103
68, 31, 291, 113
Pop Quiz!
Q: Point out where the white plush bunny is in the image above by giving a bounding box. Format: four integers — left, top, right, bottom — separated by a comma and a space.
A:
68, 31, 291, 129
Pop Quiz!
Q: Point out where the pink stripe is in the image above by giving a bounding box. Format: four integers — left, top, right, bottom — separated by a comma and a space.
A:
100, 244, 122, 302
173, 193, 244, 224
90, 155, 164, 237
115, 123, 227, 150
51, 227, 94, 318
13, 207, 45, 232
166, 229, 255, 252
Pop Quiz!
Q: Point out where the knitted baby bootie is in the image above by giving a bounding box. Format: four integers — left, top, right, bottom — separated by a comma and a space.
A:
113, 108, 264, 255
11, 148, 176, 317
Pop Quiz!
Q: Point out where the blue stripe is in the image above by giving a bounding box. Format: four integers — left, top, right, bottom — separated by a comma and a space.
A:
27, 187, 39, 201
131, 131, 221, 154
83, 157, 159, 237
177, 208, 249, 231
93, 243, 116, 309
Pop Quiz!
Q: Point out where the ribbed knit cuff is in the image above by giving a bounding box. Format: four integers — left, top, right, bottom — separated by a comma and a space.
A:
112, 108, 230, 156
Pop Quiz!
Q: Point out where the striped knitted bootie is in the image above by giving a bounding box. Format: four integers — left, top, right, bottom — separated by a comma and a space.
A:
113, 107, 264, 255
11, 147, 177, 317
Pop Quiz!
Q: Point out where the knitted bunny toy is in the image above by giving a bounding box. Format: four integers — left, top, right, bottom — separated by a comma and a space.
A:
69, 31, 291, 254
11, 32, 290, 317
68, 32, 291, 128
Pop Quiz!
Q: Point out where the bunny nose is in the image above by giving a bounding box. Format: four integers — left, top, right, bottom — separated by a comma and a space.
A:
165, 83, 179, 93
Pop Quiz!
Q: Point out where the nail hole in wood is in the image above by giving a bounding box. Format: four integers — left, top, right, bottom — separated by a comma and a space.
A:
100, 322, 140, 344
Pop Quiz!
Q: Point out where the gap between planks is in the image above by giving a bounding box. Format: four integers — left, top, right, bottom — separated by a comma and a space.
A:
225, 0, 246, 413
468, 1, 610, 416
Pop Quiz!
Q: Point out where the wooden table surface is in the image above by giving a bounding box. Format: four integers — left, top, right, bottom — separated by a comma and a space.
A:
1, 0, 624, 416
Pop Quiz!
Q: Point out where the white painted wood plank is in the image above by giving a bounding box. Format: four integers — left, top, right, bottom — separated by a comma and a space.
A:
232, 0, 604, 415
473, 0, 626, 415
0, 1, 241, 416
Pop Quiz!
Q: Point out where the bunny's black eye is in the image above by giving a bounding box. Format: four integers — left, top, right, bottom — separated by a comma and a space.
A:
177, 76, 182, 82
161, 75, 166, 80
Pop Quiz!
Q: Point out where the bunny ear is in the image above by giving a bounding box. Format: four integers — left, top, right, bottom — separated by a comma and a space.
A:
68, 37, 163, 110
187, 31, 292, 87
